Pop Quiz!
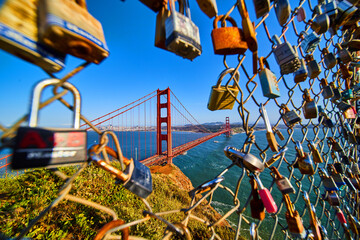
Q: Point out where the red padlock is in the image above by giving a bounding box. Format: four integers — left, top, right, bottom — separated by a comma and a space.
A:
211, 15, 248, 55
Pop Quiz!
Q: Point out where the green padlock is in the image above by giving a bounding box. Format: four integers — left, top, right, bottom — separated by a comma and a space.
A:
207, 68, 240, 111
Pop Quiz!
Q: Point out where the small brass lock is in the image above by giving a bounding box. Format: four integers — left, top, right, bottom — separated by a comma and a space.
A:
293, 59, 308, 83
330, 82, 342, 103
305, 54, 321, 79
249, 176, 265, 220
322, 48, 337, 69
295, 141, 315, 175
211, 15, 248, 55
302, 89, 318, 119
284, 195, 306, 238
207, 68, 240, 111
308, 141, 323, 163
258, 57, 280, 99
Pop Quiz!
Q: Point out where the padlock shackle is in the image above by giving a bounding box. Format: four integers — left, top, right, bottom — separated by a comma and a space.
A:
29, 79, 81, 129
259, 57, 270, 71
302, 88, 313, 102
168, 0, 186, 16
280, 104, 290, 112
213, 15, 238, 29
272, 34, 282, 45
270, 166, 283, 179
320, 78, 328, 87
295, 141, 306, 158
318, 167, 330, 178
215, 68, 240, 89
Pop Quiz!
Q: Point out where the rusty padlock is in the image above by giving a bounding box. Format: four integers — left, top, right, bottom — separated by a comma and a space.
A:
211, 15, 248, 55
207, 68, 240, 111
38, 0, 109, 64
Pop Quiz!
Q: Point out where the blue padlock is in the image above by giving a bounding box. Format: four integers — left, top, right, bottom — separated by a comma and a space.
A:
258, 57, 280, 99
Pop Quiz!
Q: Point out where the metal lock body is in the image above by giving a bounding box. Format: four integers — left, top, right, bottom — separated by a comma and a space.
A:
211, 15, 248, 55
321, 78, 334, 99
302, 89, 318, 119
325, 191, 340, 206
327, 137, 343, 152
295, 142, 315, 175
273, 127, 285, 140
271, 167, 295, 194
274, 0, 291, 26
250, 177, 265, 220
300, 31, 321, 54
293, 59, 308, 83
321, 0, 338, 21
195, 0, 217, 18
336, 43, 352, 64
155, 5, 171, 50
284, 195, 306, 238
252, 0, 270, 19
281, 104, 301, 127
305, 54, 321, 79
207, 68, 240, 111
139, 0, 164, 12
318, 110, 334, 128
0, 0, 66, 72
12, 79, 87, 169
89, 146, 153, 199
38, 0, 109, 64
312, 13, 330, 34
322, 48, 337, 69
337, 100, 352, 112
224, 146, 265, 173
253, 174, 278, 213
302, 191, 322, 240
339, 62, 352, 80
336, 0, 357, 27
272, 34, 301, 75
258, 57, 280, 98
308, 141, 323, 163
165, 0, 202, 60
333, 162, 345, 174
330, 82, 342, 102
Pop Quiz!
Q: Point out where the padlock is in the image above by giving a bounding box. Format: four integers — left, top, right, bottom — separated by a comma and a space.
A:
293, 58, 308, 83
325, 191, 340, 206
252, 0, 270, 19
139, 0, 165, 12
302, 89, 318, 119
344, 106, 357, 119
0, 0, 66, 72
339, 62, 352, 80
284, 194, 306, 238
332, 173, 346, 187
250, 176, 265, 220
351, 163, 360, 176
265, 147, 288, 168
305, 54, 321, 79
155, 4, 171, 50
88, 145, 153, 199
38, 0, 109, 64
302, 191, 322, 240
312, 8, 330, 34
271, 167, 295, 194
258, 57, 280, 98
343, 121, 357, 144
300, 31, 321, 54
295, 141, 315, 175
336, 43, 352, 64
343, 176, 357, 192
330, 82, 342, 102
318, 109, 334, 128
332, 162, 345, 174
321, 0, 338, 22
327, 137, 343, 152
318, 167, 339, 191
320, 78, 334, 99
195, 0, 217, 18
260, 104, 279, 152
211, 15, 248, 55
207, 68, 240, 111
281, 104, 301, 127
11, 79, 87, 169
274, 0, 291, 26
272, 34, 301, 75
165, 0, 202, 60
273, 127, 285, 141
335, 207, 347, 224
340, 152, 350, 165
224, 146, 264, 173
253, 174, 278, 213
322, 48, 337, 69
345, 168, 360, 190
308, 141, 323, 163
337, 100, 352, 112
336, 0, 357, 27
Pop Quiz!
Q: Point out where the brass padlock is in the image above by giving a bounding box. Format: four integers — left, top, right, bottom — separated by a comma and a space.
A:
273, 127, 285, 141
330, 82, 342, 103
312, 6, 330, 34
305, 54, 321, 79
252, 0, 270, 19
0, 0, 66, 72
293, 59, 308, 83
258, 57, 280, 99
211, 15, 248, 55
38, 0, 109, 64
327, 137, 343, 152
322, 48, 337, 69
302, 192, 322, 240
302, 89, 318, 119
280, 104, 301, 127
320, 78, 334, 99
295, 141, 315, 175
195, 0, 217, 18
284, 195, 306, 238
308, 141, 323, 163
207, 68, 240, 111
155, 3, 171, 50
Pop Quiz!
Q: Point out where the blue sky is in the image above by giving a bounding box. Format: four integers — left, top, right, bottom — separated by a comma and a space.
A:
0, 0, 320, 127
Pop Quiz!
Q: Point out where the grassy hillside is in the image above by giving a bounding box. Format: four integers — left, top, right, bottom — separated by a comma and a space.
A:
0, 163, 241, 239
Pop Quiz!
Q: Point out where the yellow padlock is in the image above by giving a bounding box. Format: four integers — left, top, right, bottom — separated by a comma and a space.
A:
207, 68, 240, 111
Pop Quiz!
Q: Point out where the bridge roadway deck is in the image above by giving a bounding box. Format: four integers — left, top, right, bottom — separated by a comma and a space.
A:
140, 129, 231, 166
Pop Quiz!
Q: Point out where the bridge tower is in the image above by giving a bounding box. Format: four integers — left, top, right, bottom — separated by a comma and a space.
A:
157, 88, 173, 164
225, 117, 231, 137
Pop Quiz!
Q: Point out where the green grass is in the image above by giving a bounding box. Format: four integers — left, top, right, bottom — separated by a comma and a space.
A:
0, 164, 241, 239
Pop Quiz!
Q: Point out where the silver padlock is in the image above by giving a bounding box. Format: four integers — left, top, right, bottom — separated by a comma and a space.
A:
320, 78, 334, 99
281, 104, 301, 126
312, 5, 330, 34
336, 0, 357, 27
11, 79, 87, 169
321, 0, 338, 22
224, 146, 264, 173
305, 54, 321, 79
300, 31, 321, 54
293, 59, 308, 83
295, 141, 315, 175
252, 0, 270, 19
274, 0, 291, 26
318, 107, 334, 127
272, 34, 301, 75
322, 48, 337, 69
302, 89, 318, 119
258, 57, 280, 99
165, 0, 202, 60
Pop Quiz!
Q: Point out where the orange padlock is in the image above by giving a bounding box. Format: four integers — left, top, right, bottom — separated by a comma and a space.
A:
211, 15, 248, 55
